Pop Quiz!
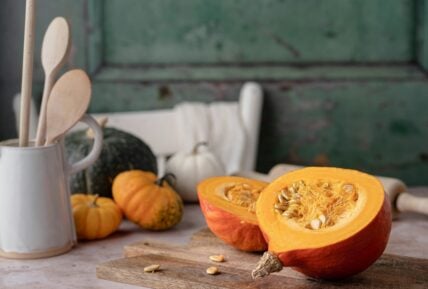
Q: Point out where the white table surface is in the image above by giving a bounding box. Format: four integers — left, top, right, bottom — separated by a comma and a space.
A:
1, 189, 428, 289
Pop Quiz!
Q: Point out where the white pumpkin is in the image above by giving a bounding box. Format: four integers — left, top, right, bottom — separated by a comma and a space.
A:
166, 142, 225, 202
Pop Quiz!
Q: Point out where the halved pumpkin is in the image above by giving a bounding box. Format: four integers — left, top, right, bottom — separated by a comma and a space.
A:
253, 167, 392, 280
198, 176, 268, 251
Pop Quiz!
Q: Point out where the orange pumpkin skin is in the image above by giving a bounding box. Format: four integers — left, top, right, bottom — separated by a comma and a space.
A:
113, 170, 183, 231
276, 197, 391, 279
71, 194, 123, 240
198, 176, 268, 252
199, 198, 267, 251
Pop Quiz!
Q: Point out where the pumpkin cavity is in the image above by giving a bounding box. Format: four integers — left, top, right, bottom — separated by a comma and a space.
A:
274, 179, 360, 230
220, 183, 261, 213
254, 167, 391, 280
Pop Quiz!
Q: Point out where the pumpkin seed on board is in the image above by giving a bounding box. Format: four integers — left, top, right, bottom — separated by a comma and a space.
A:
206, 266, 219, 275
209, 255, 225, 262
144, 264, 160, 273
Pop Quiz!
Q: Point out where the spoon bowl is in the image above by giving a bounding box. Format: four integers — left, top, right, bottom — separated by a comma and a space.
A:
35, 17, 71, 146
45, 69, 92, 145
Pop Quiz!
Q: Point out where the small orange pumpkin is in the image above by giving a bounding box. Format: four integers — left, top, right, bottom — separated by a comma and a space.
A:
198, 176, 268, 252
112, 170, 183, 230
71, 194, 122, 240
252, 167, 392, 280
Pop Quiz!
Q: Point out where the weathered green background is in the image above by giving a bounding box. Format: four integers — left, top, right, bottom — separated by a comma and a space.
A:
28, 0, 428, 184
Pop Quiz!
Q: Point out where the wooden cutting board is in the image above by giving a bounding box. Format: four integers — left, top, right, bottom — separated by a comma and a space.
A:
97, 228, 428, 289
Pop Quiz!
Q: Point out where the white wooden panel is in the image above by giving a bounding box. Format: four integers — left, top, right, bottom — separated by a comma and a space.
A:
90, 110, 179, 156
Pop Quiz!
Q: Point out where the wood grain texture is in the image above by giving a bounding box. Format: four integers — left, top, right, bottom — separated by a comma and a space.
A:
417, 0, 428, 71
94, 64, 425, 82
19, 0, 36, 146
87, 0, 103, 74
97, 228, 428, 289
103, 0, 414, 64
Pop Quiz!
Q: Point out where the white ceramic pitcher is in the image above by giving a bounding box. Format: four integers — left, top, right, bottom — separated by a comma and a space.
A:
0, 114, 103, 259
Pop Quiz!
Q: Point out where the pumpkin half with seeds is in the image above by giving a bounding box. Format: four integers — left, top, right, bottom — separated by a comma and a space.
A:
252, 167, 392, 280
198, 176, 268, 252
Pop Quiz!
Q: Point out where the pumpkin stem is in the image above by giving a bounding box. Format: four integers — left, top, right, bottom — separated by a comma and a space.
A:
90, 194, 100, 208
192, 142, 209, 154
86, 117, 108, 138
251, 252, 283, 279
155, 173, 176, 187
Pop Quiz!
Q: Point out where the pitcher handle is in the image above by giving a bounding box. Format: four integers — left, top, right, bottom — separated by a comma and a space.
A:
67, 114, 103, 175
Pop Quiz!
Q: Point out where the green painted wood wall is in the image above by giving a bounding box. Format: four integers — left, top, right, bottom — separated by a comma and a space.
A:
32, 0, 428, 184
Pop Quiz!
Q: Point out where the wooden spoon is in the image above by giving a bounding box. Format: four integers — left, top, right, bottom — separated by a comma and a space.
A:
19, 0, 36, 147
35, 17, 71, 146
44, 69, 92, 145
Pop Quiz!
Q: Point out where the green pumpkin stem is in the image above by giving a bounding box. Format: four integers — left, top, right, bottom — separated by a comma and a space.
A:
90, 194, 100, 208
192, 142, 208, 154
155, 173, 176, 187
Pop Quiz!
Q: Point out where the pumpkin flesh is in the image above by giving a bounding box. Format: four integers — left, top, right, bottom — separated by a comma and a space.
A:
198, 176, 268, 251
254, 167, 391, 279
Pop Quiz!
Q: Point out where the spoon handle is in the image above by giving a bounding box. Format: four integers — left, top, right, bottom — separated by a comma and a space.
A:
35, 73, 54, 146
19, 0, 36, 147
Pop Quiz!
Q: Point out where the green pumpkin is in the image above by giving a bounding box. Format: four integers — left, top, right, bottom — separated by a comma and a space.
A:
65, 127, 158, 198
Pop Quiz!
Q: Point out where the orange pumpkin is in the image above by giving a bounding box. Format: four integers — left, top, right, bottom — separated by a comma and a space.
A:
252, 167, 392, 280
113, 170, 183, 230
198, 176, 268, 251
71, 194, 122, 240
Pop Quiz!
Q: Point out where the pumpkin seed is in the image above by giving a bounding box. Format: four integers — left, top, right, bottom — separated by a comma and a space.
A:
206, 266, 219, 275
224, 182, 260, 211
319, 214, 326, 224
248, 203, 256, 213
282, 211, 294, 218
288, 199, 300, 205
310, 219, 321, 230
144, 264, 160, 273
322, 182, 331, 189
209, 255, 225, 262
274, 203, 287, 210
287, 208, 298, 216
343, 184, 354, 193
